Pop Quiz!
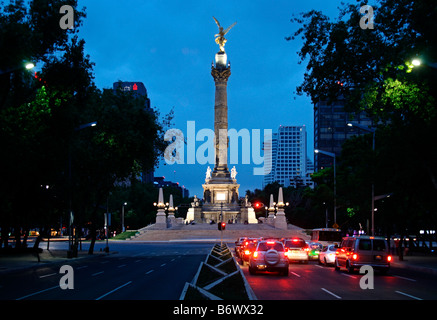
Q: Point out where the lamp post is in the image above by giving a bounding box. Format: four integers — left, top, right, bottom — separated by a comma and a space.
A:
315, 149, 337, 226
122, 202, 127, 233
68, 121, 97, 258
348, 122, 376, 236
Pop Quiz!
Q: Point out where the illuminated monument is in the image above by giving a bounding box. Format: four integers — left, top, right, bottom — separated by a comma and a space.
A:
185, 17, 256, 224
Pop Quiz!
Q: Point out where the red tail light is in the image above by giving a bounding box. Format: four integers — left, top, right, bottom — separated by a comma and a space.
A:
244, 250, 250, 255
352, 253, 358, 260
387, 255, 392, 262
253, 251, 258, 258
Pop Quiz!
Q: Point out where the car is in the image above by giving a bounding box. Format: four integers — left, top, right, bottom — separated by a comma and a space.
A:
238, 238, 259, 258
318, 244, 337, 266
248, 240, 289, 276
283, 238, 309, 263
241, 242, 257, 265
335, 235, 392, 274
308, 242, 323, 260
235, 237, 248, 258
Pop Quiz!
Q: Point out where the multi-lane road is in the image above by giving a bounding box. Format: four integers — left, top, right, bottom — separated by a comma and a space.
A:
0, 242, 210, 300
1, 241, 436, 301
239, 253, 437, 300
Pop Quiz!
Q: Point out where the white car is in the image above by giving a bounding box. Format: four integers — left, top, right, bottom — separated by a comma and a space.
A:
318, 245, 337, 266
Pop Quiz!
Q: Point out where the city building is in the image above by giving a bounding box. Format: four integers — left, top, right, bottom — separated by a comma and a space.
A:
113, 81, 153, 183
264, 125, 314, 189
314, 97, 374, 171
153, 176, 189, 198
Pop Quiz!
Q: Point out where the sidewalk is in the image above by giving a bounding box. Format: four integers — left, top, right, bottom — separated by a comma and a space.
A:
390, 254, 437, 275
0, 249, 112, 274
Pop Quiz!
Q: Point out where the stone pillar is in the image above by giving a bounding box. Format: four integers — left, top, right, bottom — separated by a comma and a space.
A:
167, 194, 176, 227
154, 188, 167, 229
274, 187, 288, 230
211, 52, 231, 177
267, 193, 275, 225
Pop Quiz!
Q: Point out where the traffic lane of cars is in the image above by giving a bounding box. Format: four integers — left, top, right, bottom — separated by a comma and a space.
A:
231, 242, 437, 300
241, 258, 437, 300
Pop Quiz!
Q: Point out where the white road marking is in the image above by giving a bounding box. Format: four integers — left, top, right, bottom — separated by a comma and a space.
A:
117, 264, 127, 268
291, 272, 301, 277
95, 281, 132, 300
16, 285, 59, 300
160, 263, 166, 267
395, 290, 422, 300
39, 273, 57, 278
77, 266, 88, 270
341, 273, 357, 279
393, 275, 416, 282
92, 271, 104, 276
145, 270, 154, 275
321, 288, 342, 299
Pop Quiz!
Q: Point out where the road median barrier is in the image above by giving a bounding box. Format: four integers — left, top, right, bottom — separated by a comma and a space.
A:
180, 243, 257, 300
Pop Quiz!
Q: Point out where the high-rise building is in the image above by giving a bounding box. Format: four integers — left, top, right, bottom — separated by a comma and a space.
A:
113, 81, 151, 108
113, 81, 153, 183
314, 98, 374, 171
264, 125, 313, 188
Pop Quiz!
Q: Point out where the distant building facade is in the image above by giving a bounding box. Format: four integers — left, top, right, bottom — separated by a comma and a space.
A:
153, 176, 189, 198
264, 125, 314, 189
314, 98, 374, 171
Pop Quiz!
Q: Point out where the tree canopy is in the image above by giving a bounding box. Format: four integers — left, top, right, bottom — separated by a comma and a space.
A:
0, 1, 171, 252
287, 0, 437, 236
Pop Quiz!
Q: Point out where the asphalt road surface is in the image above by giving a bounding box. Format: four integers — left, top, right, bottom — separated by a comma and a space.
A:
240, 258, 437, 300
0, 242, 210, 300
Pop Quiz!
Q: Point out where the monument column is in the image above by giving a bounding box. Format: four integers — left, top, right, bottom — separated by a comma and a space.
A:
211, 55, 231, 177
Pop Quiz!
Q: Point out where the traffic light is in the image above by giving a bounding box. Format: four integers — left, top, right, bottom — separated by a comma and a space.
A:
254, 202, 261, 209
218, 222, 226, 230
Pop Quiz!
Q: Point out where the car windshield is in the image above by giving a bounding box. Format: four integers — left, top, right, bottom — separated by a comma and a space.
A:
257, 242, 284, 252
284, 240, 306, 248
328, 245, 336, 251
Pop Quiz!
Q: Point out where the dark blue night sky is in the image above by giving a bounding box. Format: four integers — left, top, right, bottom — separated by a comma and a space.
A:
77, 0, 352, 197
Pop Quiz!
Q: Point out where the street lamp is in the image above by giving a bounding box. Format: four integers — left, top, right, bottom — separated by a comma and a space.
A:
347, 122, 376, 236
25, 62, 35, 70
408, 58, 437, 70
314, 149, 337, 226
0, 61, 35, 75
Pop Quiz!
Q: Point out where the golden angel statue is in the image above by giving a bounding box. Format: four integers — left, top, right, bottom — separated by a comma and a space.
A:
213, 17, 236, 52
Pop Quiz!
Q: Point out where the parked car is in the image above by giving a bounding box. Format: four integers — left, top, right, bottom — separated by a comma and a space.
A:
283, 238, 309, 263
335, 236, 392, 274
318, 244, 337, 266
249, 240, 289, 276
